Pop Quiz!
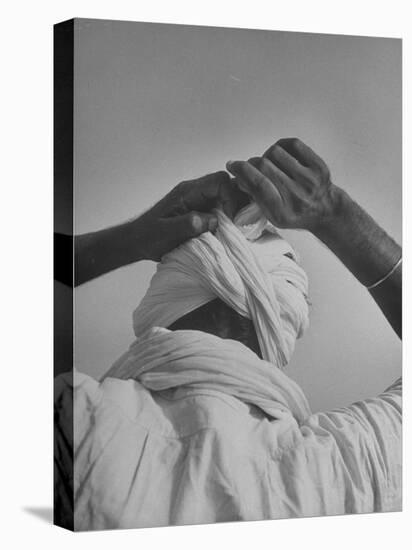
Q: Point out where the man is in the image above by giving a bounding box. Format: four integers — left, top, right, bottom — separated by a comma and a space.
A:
54, 138, 401, 529
57, 139, 401, 341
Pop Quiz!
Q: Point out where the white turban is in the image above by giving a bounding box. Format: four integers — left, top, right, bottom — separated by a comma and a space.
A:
133, 204, 309, 369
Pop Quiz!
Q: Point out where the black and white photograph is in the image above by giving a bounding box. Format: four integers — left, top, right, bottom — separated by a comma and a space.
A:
52, 17, 402, 532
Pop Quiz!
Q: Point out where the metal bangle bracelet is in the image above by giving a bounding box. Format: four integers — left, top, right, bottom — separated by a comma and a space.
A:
365, 256, 402, 290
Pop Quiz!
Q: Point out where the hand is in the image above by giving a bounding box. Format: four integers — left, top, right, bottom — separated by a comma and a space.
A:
226, 138, 341, 232
74, 171, 247, 285
133, 171, 246, 261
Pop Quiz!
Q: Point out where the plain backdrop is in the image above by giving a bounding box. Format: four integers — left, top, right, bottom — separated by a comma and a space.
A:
74, 19, 401, 412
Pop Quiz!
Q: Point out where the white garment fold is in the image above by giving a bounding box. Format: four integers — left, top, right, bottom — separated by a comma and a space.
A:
102, 327, 312, 423
54, 329, 402, 530
133, 206, 309, 368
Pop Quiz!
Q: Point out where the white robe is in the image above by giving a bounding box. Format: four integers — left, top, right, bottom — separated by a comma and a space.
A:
54, 329, 402, 530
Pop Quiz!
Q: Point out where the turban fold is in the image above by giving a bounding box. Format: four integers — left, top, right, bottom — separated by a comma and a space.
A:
133, 204, 309, 369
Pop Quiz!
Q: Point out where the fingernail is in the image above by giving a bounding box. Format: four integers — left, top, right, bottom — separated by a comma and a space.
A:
208, 216, 218, 232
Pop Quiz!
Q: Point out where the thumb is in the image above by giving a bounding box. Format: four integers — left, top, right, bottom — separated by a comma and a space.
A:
161, 211, 218, 249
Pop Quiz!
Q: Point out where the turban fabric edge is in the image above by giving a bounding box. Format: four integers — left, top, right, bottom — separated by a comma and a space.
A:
133, 203, 309, 369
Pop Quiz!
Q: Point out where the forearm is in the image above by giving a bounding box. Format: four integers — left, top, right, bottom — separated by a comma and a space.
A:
75, 220, 143, 286
313, 186, 402, 337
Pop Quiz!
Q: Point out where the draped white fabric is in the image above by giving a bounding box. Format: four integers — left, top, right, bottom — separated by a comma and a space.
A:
133, 205, 309, 368
102, 327, 312, 423
54, 329, 402, 530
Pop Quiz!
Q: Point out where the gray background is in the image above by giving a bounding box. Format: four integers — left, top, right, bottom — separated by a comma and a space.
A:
74, 19, 401, 412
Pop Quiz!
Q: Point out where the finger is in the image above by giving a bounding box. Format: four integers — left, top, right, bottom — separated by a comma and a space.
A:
161, 211, 218, 248
265, 137, 329, 174
180, 171, 231, 212
156, 171, 230, 217
262, 143, 309, 184
226, 160, 283, 214
247, 156, 293, 197
218, 177, 250, 218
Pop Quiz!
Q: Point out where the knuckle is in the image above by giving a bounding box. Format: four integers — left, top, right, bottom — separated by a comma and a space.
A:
319, 163, 330, 179
277, 137, 300, 150
250, 171, 266, 189
248, 156, 264, 170
259, 157, 272, 171
215, 170, 230, 181
310, 161, 329, 180
305, 171, 319, 186
176, 180, 188, 193
227, 160, 242, 173
270, 144, 282, 158
236, 160, 251, 175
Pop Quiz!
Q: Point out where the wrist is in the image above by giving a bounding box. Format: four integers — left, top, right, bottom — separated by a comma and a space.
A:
94, 220, 144, 271
116, 218, 146, 264
311, 184, 351, 240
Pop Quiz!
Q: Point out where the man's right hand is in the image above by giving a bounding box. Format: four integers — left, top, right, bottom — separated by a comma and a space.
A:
226, 138, 342, 232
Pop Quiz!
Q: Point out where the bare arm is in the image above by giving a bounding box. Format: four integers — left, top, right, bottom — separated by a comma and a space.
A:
314, 189, 401, 337
55, 171, 244, 287
226, 138, 401, 338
